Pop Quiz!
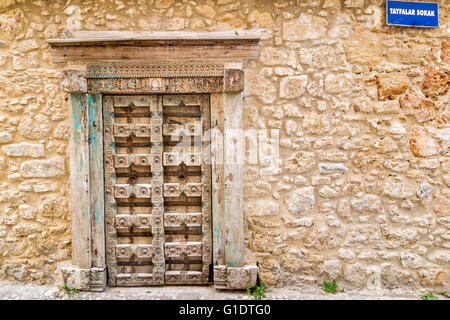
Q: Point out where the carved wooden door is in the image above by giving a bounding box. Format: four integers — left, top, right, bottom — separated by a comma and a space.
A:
103, 94, 211, 286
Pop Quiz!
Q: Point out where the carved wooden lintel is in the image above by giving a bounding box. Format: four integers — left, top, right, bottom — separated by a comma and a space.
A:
87, 77, 223, 94
213, 265, 258, 290
224, 69, 244, 92
87, 61, 225, 79
61, 63, 245, 94
60, 266, 107, 292
60, 70, 87, 93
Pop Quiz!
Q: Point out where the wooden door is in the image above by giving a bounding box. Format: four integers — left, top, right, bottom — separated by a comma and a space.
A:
103, 94, 212, 286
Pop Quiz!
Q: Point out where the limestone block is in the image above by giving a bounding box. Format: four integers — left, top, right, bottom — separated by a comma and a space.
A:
0, 156, 6, 170
282, 104, 303, 118
138, 16, 162, 29
373, 100, 400, 114
286, 187, 315, 215
282, 13, 328, 41
12, 224, 41, 236
351, 195, 381, 213
18, 180, 59, 193
284, 151, 315, 174
384, 158, 409, 173
376, 72, 409, 100
318, 186, 340, 198
323, 0, 341, 10
244, 198, 279, 216
20, 157, 65, 178
43, 24, 59, 38
442, 39, 450, 65
338, 137, 365, 150
428, 250, 450, 264
54, 122, 69, 140
317, 150, 348, 162
299, 47, 346, 69
324, 73, 353, 94
0, 9, 25, 40
418, 268, 447, 287
279, 75, 308, 99
12, 56, 26, 71
321, 259, 342, 279
286, 217, 314, 227
63, 5, 81, 31
381, 263, 413, 289
311, 175, 331, 185
0, 132, 13, 144
410, 127, 445, 157
434, 197, 450, 216
1, 143, 44, 157
247, 10, 273, 27
383, 176, 415, 199
260, 47, 287, 65
17, 39, 39, 53
400, 253, 427, 269
338, 248, 356, 260
154, 0, 174, 9
344, 263, 368, 288
386, 43, 428, 65
60, 267, 90, 290
4, 213, 18, 225
194, 5, 216, 18
421, 67, 449, 96
246, 73, 276, 104
319, 162, 348, 174
189, 17, 205, 28
329, 13, 353, 39
400, 91, 435, 122
166, 17, 185, 31
344, 0, 365, 8
285, 120, 297, 136
18, 116, 51, 140
214, 265, 258, 290
274, 67, 294, 76
18, 204, 36, 219
344, 31, 383, 66
302, 112, 330, 134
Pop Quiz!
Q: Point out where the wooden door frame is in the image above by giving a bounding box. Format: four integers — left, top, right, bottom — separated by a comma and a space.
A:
56, 54, 260, 290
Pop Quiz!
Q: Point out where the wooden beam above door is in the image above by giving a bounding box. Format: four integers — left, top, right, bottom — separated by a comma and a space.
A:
46, 30, 269, 63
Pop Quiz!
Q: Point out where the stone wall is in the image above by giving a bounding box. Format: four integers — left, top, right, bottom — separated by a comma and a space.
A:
0, 0, 448, 291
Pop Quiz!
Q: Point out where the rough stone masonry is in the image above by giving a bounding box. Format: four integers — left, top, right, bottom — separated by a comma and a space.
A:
0, 0, 448, 293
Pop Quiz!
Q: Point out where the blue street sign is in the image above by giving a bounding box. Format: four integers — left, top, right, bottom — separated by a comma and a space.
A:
386, 1, 439, 28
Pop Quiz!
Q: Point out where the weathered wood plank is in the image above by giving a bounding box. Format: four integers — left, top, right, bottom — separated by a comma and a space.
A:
88, 94, 105, 269
151, 95, 165, 285
47, 30, 267, 44
49, 44, 259, 63
103, 95, 118, 286
223, 92, 244, 267
201, 94, 212, 283
69, 94, 91, 269
210, 92, 225, 266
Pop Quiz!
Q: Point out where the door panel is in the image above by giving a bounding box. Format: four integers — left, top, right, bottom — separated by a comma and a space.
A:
103, 94, 211, 286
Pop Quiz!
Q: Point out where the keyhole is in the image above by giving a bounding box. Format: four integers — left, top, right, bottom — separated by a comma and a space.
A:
179, 174, 186, 181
